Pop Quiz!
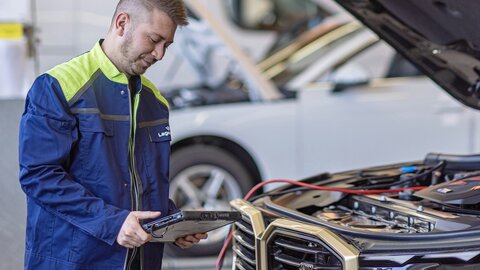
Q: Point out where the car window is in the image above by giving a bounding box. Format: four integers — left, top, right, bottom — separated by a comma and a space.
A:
265, 25, 363, 87
320, 41, 422, 83
225, 0, 325, 32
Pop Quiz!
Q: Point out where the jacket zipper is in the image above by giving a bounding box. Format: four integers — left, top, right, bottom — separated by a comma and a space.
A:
132, 86, 145, 270
124, 85, 135, 270
125, 85, 144, 270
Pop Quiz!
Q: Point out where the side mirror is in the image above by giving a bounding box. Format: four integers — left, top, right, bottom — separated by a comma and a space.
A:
330, 63, 370, 92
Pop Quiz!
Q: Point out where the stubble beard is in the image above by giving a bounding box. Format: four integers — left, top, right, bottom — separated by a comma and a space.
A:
120, 32, 144, 77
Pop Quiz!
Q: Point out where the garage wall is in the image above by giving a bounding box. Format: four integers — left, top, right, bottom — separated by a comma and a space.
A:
0, 99, 27, 270
35, 0, 114, 73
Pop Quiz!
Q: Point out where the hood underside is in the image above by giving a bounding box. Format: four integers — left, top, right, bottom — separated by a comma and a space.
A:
336, 0, 480, 110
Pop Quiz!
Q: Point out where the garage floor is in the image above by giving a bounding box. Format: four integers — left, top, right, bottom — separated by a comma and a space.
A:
0, 99, 229, 269
163, 254, 232, 270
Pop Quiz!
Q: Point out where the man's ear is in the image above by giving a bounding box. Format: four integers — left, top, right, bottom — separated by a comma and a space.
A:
114, 12, 130, 37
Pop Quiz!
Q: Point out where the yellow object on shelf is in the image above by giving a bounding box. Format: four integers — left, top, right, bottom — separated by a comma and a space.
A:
0, 23, 23, 39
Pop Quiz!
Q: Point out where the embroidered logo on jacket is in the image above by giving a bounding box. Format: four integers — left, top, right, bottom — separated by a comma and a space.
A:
158, 126, 171, 138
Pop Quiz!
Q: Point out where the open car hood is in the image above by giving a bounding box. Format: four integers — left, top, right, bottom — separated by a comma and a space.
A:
336, 0, 480, 110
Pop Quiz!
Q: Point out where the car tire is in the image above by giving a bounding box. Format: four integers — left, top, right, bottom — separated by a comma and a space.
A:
165, 145, 255, 257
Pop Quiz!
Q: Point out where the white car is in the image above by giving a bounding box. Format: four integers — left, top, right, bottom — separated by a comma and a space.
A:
166, 6, 479, 256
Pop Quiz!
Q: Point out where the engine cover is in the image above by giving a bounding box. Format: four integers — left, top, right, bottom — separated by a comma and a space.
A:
414, 176, 480, 206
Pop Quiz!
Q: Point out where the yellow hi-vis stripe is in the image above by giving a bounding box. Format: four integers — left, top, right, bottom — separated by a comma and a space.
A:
0, 23, 23, 39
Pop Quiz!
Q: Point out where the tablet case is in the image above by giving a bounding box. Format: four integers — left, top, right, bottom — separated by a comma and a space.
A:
142, 210, 241, 242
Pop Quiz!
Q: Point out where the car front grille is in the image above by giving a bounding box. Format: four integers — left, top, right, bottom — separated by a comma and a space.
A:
233, 217, 256, 270
230, 199, 267, 270
262, 219, 359, 270
230, 199, 358, 270
269, 232, 343, 270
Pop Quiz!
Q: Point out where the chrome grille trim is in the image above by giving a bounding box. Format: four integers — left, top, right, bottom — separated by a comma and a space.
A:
235, 219, 254, 236
233, 231, 255, 251
234, 259, 255, 270
232, 244, 256, 265
230, 199, 266, 270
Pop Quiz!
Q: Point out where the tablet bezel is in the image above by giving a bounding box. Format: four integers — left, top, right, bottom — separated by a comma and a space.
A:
142, 210, 241, 242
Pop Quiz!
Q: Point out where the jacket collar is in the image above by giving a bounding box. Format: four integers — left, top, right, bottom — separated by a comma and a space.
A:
91, 40, 129, 85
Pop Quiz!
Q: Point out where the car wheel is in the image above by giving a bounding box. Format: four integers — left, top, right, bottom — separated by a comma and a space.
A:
165, 145, 255, 257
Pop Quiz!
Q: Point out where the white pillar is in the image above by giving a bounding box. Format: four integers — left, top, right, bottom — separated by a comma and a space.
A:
0, 38, 29, 98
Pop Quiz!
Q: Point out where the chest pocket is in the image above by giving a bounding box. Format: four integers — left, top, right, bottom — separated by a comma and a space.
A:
140, 120, 171, 184
77, 114, 115, 181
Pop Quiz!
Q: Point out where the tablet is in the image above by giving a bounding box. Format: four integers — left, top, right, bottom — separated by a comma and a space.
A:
142, 210, 241, 242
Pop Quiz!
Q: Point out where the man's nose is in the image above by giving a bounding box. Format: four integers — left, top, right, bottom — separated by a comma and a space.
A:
152, 43, 166, 61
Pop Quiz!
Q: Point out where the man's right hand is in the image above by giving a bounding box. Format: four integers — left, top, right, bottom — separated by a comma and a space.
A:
117, 211, 161, 248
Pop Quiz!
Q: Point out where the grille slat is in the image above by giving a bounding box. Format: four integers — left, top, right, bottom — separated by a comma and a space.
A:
274, 253, 301, 267
233, 214, 257, 270
235, 260, 255, 270
269, 233, 343, 270
273, 238, 332, 254
233, 231, 255, 250
274, 253, 340, 270
233, 244, 256, 265
235, 219, 254, 236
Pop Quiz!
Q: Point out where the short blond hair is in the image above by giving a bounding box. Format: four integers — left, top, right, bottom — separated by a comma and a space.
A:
113, 0, 188, 27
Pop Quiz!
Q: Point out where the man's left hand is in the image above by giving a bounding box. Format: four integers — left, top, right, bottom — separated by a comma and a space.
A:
174, 233, 208, 249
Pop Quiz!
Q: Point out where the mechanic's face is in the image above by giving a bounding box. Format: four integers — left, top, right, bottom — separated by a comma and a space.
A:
120, 8, 176, 76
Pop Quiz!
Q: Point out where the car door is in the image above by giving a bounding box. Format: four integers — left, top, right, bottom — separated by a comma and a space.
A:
297, 40, 474, 177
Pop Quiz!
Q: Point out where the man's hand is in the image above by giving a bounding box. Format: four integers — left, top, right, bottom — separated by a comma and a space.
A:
174, 233, 208, 249
117, 211, 161, 249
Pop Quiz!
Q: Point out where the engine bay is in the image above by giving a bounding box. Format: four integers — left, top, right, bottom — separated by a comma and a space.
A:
313, 194, 480, 234
260, 153, 480, 235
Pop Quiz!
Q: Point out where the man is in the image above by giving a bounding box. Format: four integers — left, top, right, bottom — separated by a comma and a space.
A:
18, 0, 206, 269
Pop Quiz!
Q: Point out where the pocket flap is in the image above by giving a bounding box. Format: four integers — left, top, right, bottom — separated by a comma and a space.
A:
78, 115, 114, 136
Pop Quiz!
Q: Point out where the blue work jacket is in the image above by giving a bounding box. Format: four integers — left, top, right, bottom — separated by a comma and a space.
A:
19, 41, 174, 270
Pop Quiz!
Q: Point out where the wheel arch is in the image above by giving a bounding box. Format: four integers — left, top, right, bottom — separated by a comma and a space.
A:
171, 135, 263, 185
